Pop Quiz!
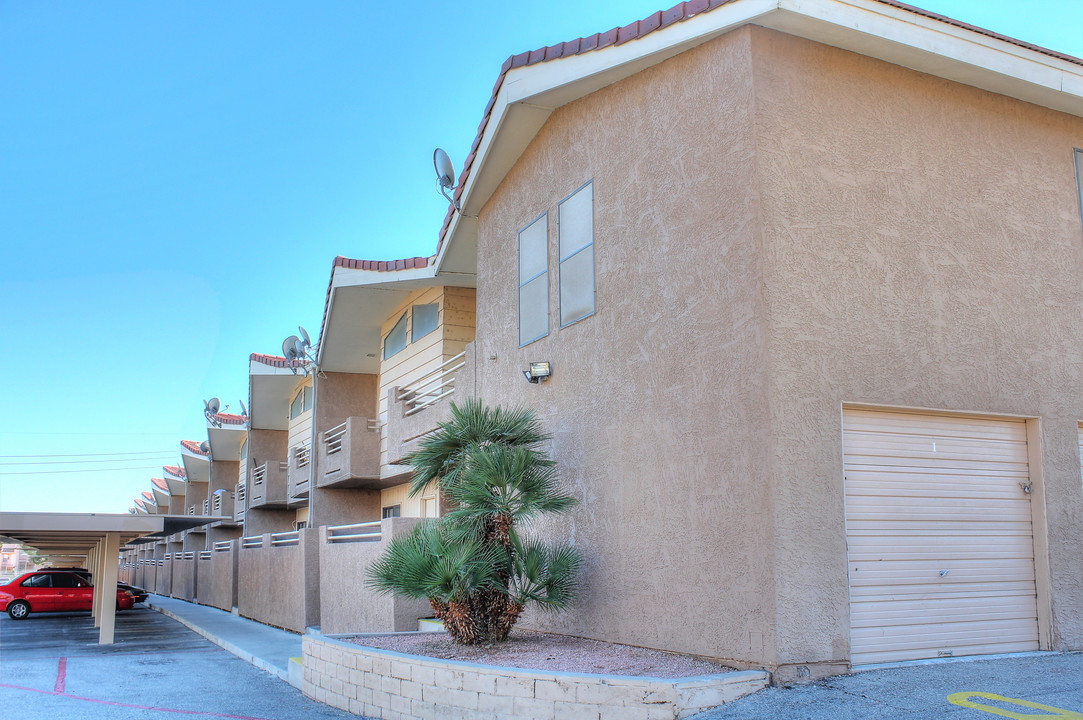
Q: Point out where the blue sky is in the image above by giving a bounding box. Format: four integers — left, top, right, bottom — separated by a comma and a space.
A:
2, 0, 1081, 514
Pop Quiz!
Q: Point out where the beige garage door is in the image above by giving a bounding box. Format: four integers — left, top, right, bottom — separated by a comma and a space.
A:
843, 408, 1039, 665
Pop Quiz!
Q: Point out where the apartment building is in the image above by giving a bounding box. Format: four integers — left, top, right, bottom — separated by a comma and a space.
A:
118, 0, 1082, 678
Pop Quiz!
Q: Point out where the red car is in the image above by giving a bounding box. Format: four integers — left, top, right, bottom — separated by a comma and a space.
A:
0, 570, 135, 620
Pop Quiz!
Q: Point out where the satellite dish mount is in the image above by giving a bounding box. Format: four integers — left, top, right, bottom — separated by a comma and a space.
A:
282, 326, 317, 376
433, 148, 461, 211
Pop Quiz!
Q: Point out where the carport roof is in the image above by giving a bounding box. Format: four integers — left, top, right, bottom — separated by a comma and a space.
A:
0, 512, 215, 554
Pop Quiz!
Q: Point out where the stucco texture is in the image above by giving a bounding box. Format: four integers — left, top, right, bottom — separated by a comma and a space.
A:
748, 28, 1083, 662
472, 25, 1083, 673
317, 517, 431, 634
476, 27, 777, 668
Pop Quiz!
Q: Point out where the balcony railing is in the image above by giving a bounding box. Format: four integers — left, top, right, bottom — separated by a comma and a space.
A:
202, 500, 210, 515
289, 443, 311, 497
319, 417, 380, 488
213, 540, 232, 553
241, 535, 263, 549
235, 483, 246, 521
326, 521, 382, 544
270, 530, 300, 547
251, 460, 289, 507
396, 352, 466, 416
198, 551, 212, 561
213, 493, 222, 513
177, 551, 195, 561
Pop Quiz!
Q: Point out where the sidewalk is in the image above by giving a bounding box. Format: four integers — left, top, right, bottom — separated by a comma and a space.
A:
145, 595, 304, 688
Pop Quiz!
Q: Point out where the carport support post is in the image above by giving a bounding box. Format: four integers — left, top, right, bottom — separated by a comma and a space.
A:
89, 544, 101, 627
96, 532, 120, 645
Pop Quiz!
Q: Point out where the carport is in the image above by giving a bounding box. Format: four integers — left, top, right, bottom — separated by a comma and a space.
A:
0, 512, 213, 645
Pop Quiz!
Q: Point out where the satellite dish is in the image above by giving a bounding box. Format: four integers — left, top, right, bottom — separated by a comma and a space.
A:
298, 326, 311, 348
434, 148, 455, 190
282, 335, 300, 361
239, 399, 248, 417
199, 441, 210, 454
205, 398, 220, 415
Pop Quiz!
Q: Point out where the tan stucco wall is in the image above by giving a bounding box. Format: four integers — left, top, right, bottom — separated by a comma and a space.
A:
316, 517, 431, 634
198, 545, 237, 612
245, 428, 294, 535
472, 24, 1083, 674
475, 27, 778, 668
171, 558, 196, 601
236, 530, 319, 632
747, 28, 1083, 666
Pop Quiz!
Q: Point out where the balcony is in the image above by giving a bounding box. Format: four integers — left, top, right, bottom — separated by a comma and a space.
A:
287, 443, 311, 499
211, 490, 238, 526
386, 350, 474, 467
234, 483, 247, 523
317, 416, 380, 489
250, 460, 289, 509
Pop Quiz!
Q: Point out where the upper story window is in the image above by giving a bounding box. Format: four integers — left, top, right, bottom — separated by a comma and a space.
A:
558, 181, 595, 328
412, 304, 439, 342
518, 213, 549, 346
289, 385, 313, 420
240, 436, 248, 459
383, 312, 408, 360
382, 504, 402, 519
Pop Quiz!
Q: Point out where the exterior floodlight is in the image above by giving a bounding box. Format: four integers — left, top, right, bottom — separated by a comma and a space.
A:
523, 361, 552, 384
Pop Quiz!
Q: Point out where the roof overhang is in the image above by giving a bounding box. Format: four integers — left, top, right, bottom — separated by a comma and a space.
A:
206, 419, 246, 460
317, 263, 474, 374
248, 359, 305, 431
179, 451, 209, 483
434, 0, 1083, 279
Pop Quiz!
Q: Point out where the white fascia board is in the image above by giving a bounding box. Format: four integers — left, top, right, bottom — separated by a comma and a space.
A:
179, 447, 210, 465
248, 359, 297, 377
434, 0, 1083, 277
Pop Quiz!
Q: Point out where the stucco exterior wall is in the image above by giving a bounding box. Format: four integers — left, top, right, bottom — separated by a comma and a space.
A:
237, 530, 319, 633
245, 428, 294, 535
171, 558, 196, 601
317, 517, 431, 635
474, 27, 777, 668
199, 545, 237, 612
746, 28, 1083, 666
472, 23, 1083, 675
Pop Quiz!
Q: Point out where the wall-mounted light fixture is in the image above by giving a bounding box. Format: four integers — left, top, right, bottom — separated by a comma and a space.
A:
523, 361, 552, 384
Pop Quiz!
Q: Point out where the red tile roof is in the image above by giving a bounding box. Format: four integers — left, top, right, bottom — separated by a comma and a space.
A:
250, 352, 291, 368
141, 491, 154, 502
433, 0, 1083, 254
163, 465, 187, 479
151, 477, 169, 492
333, 256, 429, 272
180, 439, 208, 456
213, 412, 246, 426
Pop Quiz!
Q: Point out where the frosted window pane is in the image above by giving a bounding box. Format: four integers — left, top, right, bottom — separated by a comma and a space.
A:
412, 303, 439, 341
519, 274, 548, 345
560, 245, 594, 326
519, 215, 548, 284
383, 312, 407, 359
559, 183, 593, 261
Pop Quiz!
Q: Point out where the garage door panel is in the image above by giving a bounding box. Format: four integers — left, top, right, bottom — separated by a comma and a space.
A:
843, 409, 1039, 666
850, 594, 1038, 627
842, 411, 1027, 440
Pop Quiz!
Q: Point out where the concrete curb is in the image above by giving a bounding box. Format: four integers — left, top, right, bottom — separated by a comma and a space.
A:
147, 600, 299, 688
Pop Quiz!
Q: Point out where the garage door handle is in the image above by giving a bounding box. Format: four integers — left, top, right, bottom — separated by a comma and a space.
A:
939, 570, 949, 577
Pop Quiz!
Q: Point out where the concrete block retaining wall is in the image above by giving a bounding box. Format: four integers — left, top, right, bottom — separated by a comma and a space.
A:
303, 634, 769, 720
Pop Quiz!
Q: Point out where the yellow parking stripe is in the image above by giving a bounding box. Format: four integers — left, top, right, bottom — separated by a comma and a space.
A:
948, 692, 1083, 719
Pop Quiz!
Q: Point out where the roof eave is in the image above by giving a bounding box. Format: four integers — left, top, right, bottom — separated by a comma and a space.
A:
434, 0, 1083, 277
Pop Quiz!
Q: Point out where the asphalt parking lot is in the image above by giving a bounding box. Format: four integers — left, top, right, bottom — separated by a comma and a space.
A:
0, 606, 358, 720
692, 652, 1083, 720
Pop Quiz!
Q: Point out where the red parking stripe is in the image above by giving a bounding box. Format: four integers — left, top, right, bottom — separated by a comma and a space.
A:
0, 683, 275, 720
53, 657, 66, 694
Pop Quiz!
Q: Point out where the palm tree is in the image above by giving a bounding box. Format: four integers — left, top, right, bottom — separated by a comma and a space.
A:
366, 399, 580, 644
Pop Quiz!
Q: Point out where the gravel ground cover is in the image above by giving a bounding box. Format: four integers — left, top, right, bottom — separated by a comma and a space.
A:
347, 630, 736, 678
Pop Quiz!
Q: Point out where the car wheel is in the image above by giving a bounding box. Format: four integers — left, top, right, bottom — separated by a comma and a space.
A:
7, 600, 30, 620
